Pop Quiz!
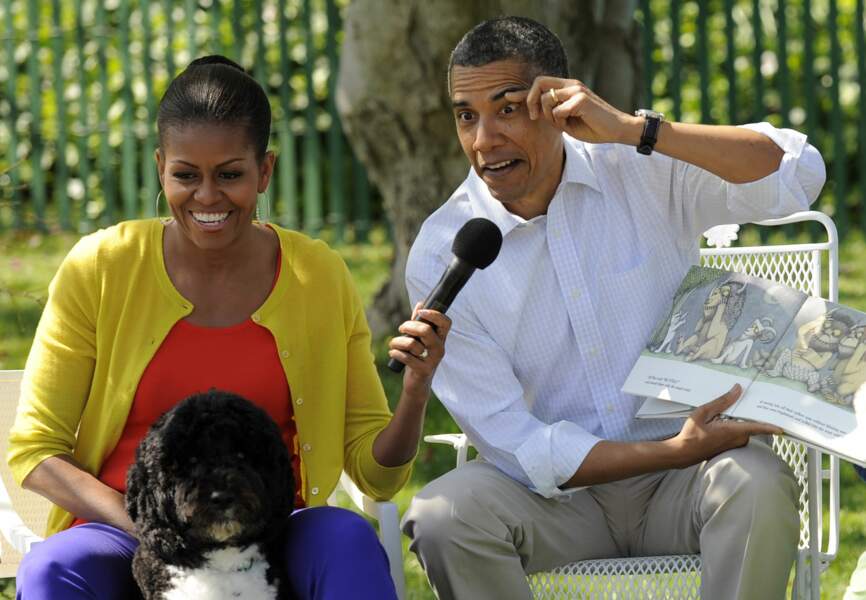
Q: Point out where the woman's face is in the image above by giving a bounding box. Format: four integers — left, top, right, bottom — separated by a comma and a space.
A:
156, 123, 274, 251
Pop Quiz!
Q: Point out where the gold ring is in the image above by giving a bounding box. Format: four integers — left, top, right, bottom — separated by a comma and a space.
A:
419, 348, 429, 359
549, 88, 558, 104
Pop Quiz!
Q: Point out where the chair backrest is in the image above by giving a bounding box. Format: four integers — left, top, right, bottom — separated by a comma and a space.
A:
699, 210, 839, 597
0, 370, 52, 577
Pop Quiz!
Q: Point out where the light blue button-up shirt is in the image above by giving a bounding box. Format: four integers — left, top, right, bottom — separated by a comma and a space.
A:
406, 125, 826, 497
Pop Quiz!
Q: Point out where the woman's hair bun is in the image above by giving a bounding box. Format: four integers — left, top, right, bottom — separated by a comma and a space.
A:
187, 55, 245, 72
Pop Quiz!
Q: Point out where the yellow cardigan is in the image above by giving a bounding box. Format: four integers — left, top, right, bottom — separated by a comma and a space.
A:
7, 219, 412, 536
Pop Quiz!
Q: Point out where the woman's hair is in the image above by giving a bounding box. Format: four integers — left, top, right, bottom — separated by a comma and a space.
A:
157, 55, 271, 160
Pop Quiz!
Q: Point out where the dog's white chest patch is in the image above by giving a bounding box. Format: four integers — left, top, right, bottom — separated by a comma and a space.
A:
163, 545, 277, 600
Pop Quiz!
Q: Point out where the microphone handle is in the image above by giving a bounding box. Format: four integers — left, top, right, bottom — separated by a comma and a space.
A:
386, 262, 474, 373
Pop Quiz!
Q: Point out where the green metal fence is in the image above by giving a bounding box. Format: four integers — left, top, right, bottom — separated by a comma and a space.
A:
0, 1, 864, 239
639, 0, 865, 239
0, 0, 372, 241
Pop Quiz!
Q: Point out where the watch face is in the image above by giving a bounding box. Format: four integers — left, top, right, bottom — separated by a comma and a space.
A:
636, 109, 665, 121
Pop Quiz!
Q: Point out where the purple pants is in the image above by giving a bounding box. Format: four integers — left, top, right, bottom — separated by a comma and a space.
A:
16, 506, 398, 600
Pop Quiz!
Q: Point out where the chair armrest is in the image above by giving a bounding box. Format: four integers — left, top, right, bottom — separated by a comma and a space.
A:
337, 472, 406, 600
0, 478, 44, 556
424, 433, 472, 468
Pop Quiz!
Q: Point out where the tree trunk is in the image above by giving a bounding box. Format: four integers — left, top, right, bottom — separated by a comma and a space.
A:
338, 0, 641, 337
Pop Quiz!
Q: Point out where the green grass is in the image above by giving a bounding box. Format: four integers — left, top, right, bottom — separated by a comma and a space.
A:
1, 226, 865, 599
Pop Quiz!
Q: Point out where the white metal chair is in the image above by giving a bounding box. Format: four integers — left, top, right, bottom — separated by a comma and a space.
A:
0, 369, 407, 599
426, 210, 840, 599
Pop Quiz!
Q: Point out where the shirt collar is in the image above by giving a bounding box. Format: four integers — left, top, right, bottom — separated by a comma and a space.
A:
464, 134, 601, 237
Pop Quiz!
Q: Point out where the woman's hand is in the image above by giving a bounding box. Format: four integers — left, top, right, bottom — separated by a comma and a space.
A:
388, 303, 452, 397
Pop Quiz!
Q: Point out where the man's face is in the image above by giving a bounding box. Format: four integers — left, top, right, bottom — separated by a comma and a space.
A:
450, 60, 564, 219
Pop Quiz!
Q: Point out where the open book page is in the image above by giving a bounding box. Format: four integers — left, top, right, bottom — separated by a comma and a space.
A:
733, 297, 866, 464
622, 266, 808, 410
634, 397, 693, 418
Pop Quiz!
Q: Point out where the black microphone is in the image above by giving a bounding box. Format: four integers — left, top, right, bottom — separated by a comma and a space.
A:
387, 217, 503, 373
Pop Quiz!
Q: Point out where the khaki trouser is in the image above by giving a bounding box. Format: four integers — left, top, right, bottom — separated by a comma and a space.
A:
402, 439, 799, 600
844, 552, 866, 600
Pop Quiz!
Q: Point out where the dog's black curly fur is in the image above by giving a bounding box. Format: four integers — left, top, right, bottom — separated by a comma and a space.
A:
126, 390, 294, 599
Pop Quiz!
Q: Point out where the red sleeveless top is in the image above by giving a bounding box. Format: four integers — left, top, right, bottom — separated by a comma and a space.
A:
72, 252, 303, 527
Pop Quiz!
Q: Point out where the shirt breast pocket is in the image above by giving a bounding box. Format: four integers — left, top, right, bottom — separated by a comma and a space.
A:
598, 248, 665, 347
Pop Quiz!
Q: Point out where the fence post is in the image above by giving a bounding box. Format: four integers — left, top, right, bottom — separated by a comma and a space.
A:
4, 0, 22, 230
326, 0, 345, 243
639, 0, 653, 108
829, 0, 848, 239
51, 0, 70, 230
670, 0, 681, 122
119, 0, 139, 220
277, 0, 298, 230
74, 0, 92, 233
724, 0, 737, 123
142, 0, 158, 218
163, 0, 176, 77
698, 0, 711, 123
858, 0, 866, 234
302, 0, 322, 235
96, 1, 116, 225
27, 0, 46, 230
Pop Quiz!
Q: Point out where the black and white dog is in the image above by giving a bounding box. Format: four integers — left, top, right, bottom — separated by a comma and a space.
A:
126, 390, 294, 599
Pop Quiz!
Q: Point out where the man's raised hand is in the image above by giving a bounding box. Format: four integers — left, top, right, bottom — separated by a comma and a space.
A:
505, 76, 642, 145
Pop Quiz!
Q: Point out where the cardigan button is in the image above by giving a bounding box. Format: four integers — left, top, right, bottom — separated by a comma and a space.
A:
302, 443, 312, 452
252, 314, 261, 323
296, 397, 304, 406
281, 349, 290, 358
311, 487, 319, 495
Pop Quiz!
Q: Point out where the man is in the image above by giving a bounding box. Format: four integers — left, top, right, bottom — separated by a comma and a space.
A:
402, 16, 826, 600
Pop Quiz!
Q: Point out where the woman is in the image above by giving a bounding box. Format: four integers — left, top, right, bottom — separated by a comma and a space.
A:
7, 55, 449, 599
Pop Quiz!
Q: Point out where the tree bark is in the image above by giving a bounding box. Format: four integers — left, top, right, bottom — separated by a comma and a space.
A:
338, 0, 641, 337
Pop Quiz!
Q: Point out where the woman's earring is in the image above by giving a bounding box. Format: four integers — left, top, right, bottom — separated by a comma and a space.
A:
257, 194, 270, 223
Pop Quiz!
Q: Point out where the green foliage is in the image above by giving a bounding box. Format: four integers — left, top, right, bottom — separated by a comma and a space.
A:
642, 0, 865, 236
0, 0, 361, 233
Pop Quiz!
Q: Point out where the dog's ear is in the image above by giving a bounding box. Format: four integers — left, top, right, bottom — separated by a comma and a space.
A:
141, 524, 188, 562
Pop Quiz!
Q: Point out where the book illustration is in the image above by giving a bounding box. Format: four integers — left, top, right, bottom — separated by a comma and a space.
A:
625, 265, 865, 466
760, 299, 865, 411
644, 266, 806, 379
710, 316, 777, 369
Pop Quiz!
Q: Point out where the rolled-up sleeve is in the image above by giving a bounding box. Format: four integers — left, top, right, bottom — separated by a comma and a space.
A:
639, 122, 827, 240
406, 240, 600, 498
7, 237, 98, 486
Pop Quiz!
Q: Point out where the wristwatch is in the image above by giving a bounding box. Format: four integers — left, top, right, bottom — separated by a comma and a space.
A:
634, 109, 665, 155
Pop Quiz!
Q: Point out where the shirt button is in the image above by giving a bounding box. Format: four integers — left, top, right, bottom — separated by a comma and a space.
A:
607, 404, 615, 414
311, 487, 319, 496
296, 397, 304, 406
302, 443, 312, 452
570, 288, 581, 300
281, 349, 290, 358
588, 347, 599, 357
252, 314, 261, 323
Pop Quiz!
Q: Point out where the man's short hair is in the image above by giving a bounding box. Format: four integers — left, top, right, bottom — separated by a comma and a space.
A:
449, 16, 569, 86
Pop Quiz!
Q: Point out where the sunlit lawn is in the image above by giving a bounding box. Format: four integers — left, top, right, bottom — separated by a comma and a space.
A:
1, 225, 864, 599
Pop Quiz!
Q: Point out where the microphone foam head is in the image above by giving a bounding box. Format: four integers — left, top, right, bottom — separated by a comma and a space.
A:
452, 218, 503, 269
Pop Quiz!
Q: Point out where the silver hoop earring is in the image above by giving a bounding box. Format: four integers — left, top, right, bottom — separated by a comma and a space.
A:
155, 190, 172, 223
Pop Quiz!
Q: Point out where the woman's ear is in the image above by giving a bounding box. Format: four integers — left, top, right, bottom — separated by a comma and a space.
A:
155, 148, 165, 188
257, 151, 276, 194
